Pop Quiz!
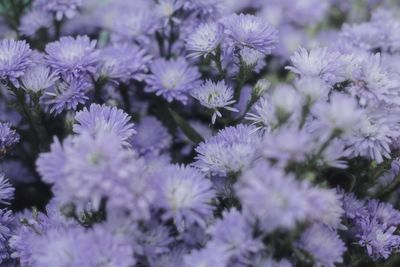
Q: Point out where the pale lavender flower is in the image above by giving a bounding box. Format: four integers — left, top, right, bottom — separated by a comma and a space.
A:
193, 124, 261, 175
310, 93, 363, 137
183, 243, 230, 267
41, 76, 91, 115
339, 23, 383, 52
21, 65, 59, 93
73, 103, 136, 146
221, 13, 278, 54
191, 80, 238, 124
186, 22, 224, 58
345, 108, 400, 163
0, 123, 19, 152
287, 47, 346, 86
260, 127, 315, 165
366, 200, 400, 227
346, 53, 400, 106
0, 210, 16, 264
45, 35, 98, 77
246, 84, 300, 130
254, 257, 293, 267
98, 43, 151, 83
207, 209, 263, 264
235, 161, 310, 232
28, 227, 89, 267
33, 0, 83, 21
131, 116, 171, 156
238, 47, 266, 71
297, 224, 346, 267
137, 224, 173, 260
183, 0, 222, 15
156, 0, 183, 21
153, 164, 215, 231
89, 225, 136, 267
356, 217, 400, 260
145, 57, 201, 104
341, 193, 367, 220
285, 0, 329, 26
0, 174, 13, 205
305, 188, 344, 229
61, 132, 152, 216
36, 137, 68, 185
18, 10, 53, 37
110, 7, 158, 44
0, 39, 33, 87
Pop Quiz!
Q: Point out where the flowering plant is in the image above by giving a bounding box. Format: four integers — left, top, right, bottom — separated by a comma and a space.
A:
0, 0, 400, 266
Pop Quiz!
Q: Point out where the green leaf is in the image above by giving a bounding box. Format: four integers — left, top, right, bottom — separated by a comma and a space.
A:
168, 108, 204, 144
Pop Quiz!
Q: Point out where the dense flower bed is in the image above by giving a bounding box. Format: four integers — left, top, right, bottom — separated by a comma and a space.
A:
0, 0, 400, 266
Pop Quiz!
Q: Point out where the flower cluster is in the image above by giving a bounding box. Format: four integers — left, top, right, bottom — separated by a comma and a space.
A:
1, 1, 400, 267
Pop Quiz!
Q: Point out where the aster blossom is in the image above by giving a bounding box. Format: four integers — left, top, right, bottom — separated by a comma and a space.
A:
297, 224, 346, 267
21, 65, 59, 93
45, 35, 99, 77
221, 13, 278, 54
0, 39, 33, 88
286, 47, 346, 86
73, 103, 136, 146
0, 122, 19, 153
41, 76, 91, 115
98, 43, 151, 83
191, 80, 238, 124
153, 164, 215, 231
0, 174, 13, 205
145, 57, 201, 104
186, 22, 224, 58
193, 124, 261, 175
33, 0, 83, 21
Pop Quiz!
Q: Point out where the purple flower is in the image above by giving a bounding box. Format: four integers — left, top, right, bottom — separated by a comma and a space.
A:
131, 116, 171, 156
366, 200, 400, 228
0, 39, 33, 87
110, 6, 158, 44
193, 124, 261, 175
0, 175, 14, 205
145, 57, 201, 104
207, 209, 263, 264
191, 80, 238, 124
45, 35, 99, 77
183, 0, 222, 15
33, 0, 83, 21
153, 164, 215, 231
0, 123, 19, 152
41, 76, 91, 115
235, 161, 310, 232
0, 209, 15, 263
36, 137, 68, 185
19, 10, 53, 37
356, 217, 400, 260
221, 13, 278, 54
345, 107, 400, 163
342, 193, 367, 219
346, 53, 400, 106
286, 47, 346, 86
98, 43, 151, 83
260, 127, 315, 165
186, 22, 224, 58
297, 224, 346, 267
183, 243, 230, 267
21, 65, 59, 92
73, 103, 136, 146
62, 132, 151, 214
